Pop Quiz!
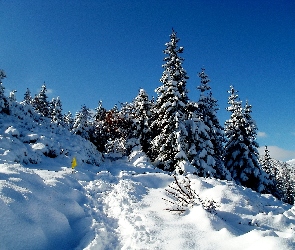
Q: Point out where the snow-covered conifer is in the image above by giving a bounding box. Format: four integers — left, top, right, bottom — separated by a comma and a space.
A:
63, 111, 74, 130
7, 90, 19, 115
224, 86, 269, 192
150, 29, 189, 172
0, 69, 6, 80
128, 89, 153, 153
0, 70, 8, 113
260, 146, 273, 176
259, 146, 282, 198
119, 101, 140, 155
187, 69, 230, 179
91, 101, 108, 152
50, 97, 64, 125
278, 163, 295, 205
22, 88, 33, 105
33, 83, 50, 117
94, 101, 106, 121
9, 90, 17, 102
72, 105, 92, 140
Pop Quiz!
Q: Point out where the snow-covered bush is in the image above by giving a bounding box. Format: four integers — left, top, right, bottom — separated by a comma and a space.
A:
0, 111, 102, 166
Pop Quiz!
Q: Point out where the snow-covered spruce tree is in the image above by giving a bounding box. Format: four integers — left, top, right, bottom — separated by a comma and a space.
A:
122, 89, 153, 154
119, 101, 139, 155
63, 111, 74, 130
224, 86, 269, 192
72, 105, 92, 140
0, 82, 6, 113
150, 29, 189, 173
0, 70, 8, 114
23, 88, 33, 105
259, 146, 283, 199
187, 68, 230, 179
49, 96, 64, 125
0, 69, 6, 81
260, 146, 273, 176
133, 89, 153, 153
91, 101, 108, 152
9, 90, 17, 102
33, 83, 50, 117
7, 90, 20, 116
186, 99, 214, 177
243, 101, 277, 194
277, 163, 295, 205
207, 92, 231, 179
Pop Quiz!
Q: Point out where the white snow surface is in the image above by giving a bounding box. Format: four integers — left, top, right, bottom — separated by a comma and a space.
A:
0, 116, 295, 249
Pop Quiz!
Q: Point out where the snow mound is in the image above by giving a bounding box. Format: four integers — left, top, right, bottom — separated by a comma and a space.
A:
0, 163, 93, 249
0, 113, 102, 166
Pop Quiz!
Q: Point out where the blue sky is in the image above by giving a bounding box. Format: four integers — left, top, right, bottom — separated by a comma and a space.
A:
1, 0, 295, 160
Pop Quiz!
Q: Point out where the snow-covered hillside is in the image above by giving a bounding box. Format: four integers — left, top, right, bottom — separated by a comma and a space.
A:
0, 113, 295, 249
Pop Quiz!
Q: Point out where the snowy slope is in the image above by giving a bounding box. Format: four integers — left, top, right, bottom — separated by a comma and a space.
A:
0, 114, 295, 249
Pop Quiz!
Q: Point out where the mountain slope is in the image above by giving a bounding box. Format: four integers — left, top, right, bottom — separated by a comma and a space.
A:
0, 113, 295, 249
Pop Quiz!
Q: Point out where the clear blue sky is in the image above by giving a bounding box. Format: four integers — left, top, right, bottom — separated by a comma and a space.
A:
1, 0, 295, 160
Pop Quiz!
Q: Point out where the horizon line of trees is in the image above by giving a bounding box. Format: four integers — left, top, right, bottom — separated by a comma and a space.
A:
0, 30, 294, 204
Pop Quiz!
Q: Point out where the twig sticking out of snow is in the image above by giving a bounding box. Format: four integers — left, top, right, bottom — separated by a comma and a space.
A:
163, 175, 219, 214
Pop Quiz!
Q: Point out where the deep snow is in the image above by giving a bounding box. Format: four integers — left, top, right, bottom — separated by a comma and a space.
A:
0, 113, 295, 249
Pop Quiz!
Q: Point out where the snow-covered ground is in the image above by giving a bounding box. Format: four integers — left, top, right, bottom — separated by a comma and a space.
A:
1, 114, 295, 249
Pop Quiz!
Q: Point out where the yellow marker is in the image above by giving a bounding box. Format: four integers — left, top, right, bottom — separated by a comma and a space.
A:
71, 157, 77, 169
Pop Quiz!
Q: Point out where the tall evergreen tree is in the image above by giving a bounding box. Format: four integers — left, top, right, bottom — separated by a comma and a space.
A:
207, 92, 231, 179
224, 86, 268, 192
188, 69, 230, 179
243, 101, 276, 194
150, 29, 189, 173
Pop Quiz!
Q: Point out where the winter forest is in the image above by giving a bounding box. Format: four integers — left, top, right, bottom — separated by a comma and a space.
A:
0, 30, 294, 205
